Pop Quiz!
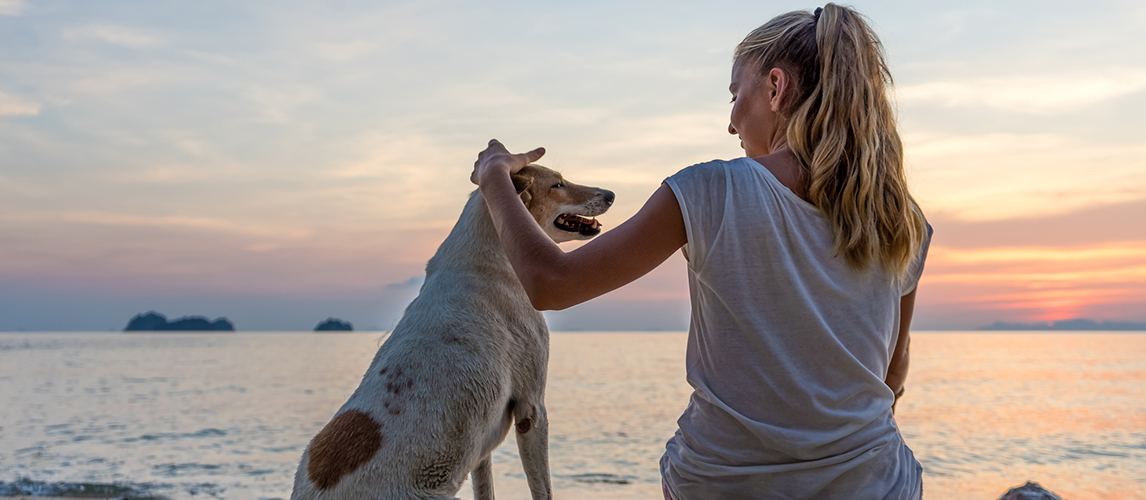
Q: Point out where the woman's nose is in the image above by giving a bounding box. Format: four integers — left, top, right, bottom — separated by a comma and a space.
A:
728, 123, 737, 135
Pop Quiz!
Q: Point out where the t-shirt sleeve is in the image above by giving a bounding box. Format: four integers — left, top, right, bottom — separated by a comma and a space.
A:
664, 160, 728, 273
900, 220, 933, 296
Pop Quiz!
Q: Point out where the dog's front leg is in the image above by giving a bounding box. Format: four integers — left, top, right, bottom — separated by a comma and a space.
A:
514, 402, 552, 500
472, 454, 495, 500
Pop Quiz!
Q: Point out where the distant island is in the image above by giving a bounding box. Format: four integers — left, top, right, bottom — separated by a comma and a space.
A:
124, 311, 235, 331
315, 318, 353, 331
979, 318, 1146, 331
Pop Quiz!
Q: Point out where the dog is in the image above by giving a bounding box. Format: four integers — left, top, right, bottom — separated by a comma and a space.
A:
291, 164, 614, 500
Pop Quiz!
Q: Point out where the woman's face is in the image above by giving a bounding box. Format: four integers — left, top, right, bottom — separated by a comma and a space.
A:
728, 60, 781, 158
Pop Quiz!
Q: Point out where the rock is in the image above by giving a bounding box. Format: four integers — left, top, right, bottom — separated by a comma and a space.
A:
315, 318, 354, 331
980, 318, 1146, 330
998, 481, 1063, 500
124, 311, 235, 331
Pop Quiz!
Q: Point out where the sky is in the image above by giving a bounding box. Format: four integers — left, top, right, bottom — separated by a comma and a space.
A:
1, 0, 1144, 331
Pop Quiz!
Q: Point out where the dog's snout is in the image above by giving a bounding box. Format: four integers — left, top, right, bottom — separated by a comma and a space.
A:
599, 190, 615, 206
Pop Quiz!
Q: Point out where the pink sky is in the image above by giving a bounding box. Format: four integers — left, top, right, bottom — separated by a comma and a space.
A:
1, 1, 1143, 331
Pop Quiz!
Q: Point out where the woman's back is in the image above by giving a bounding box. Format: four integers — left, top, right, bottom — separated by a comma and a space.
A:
469, 3, 932, 499
660, 157, 928, 499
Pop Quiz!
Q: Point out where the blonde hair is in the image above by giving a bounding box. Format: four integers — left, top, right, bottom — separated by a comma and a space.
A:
734, 4, 925, 275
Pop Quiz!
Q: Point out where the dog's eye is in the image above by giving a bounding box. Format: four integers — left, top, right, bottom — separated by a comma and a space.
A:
552, 182, 565, 189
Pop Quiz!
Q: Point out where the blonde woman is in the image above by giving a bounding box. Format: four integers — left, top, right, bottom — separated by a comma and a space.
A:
471, 4, 930, 498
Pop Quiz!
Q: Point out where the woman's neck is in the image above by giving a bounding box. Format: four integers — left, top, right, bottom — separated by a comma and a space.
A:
753, 146, 809, 202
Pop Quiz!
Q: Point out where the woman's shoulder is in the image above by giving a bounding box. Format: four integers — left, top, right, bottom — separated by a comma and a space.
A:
669, 157, 755, 184
669, 158, 776, 197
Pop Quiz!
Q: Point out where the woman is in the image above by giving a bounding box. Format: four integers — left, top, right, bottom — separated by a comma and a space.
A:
470, 4, 930, 499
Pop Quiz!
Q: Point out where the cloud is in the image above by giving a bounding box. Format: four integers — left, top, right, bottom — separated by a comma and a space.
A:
105, 163, 244, 184
384, 275, 425, 290
63, 211, 313, 239
926, 246, 1146, 289
905, 133, 1146, 221
926, 197, 1146, 250
0, 0, 22, 16
918, 241, 1146, 325
3, 1, 1143, 331
66, 67, 171, 97
0, 91, 40, 116
62, 24, 165, 49
932, 244, 1146, 266
0, 210, 311, 240
898, 71, 1146, 113
312, 41, 377, 62
245, 83, 320, 124
913, 198, 1146, 327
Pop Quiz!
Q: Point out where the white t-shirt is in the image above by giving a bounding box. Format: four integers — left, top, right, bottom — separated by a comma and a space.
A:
660, 157, 930, 500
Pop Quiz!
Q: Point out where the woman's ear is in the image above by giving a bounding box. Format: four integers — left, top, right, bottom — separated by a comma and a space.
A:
767, 67, 791, 113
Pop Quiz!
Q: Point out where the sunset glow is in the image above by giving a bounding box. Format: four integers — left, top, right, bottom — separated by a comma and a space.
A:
1, 1, 1143, 331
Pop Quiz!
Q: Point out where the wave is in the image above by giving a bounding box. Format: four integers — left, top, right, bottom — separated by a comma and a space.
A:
0, 478, 170, 499
568, 472, 637, 485
123, 428, 228, 443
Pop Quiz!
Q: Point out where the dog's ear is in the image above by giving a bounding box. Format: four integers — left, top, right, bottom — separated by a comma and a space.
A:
511, 173, 533, 207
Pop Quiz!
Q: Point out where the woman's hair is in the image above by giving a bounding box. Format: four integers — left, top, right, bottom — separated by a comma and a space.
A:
734, 3, 925, 275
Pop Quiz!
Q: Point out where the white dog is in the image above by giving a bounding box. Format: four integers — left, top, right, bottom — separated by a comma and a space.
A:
291, 165, 614, 500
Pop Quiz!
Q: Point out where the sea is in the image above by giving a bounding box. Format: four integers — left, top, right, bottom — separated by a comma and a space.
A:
0, 332, 1143, 500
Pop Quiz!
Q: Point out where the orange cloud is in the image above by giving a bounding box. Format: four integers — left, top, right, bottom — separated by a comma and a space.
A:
919, 241, 1146, 325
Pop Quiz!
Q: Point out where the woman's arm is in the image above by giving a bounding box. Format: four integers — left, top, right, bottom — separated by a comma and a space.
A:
473, 140, 687, 310
886, 288, 917, 412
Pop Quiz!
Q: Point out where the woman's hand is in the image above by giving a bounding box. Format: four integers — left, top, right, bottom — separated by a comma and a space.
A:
471, 139, 546, 186
471, 138, 686, 311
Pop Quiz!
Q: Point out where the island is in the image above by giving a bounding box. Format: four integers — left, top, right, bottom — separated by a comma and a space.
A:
315, 318, 354, 331
979, 318, 1146, 331
124, 311, 235, 331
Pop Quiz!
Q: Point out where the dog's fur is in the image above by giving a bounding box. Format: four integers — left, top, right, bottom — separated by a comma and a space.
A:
291, 165, 614, 500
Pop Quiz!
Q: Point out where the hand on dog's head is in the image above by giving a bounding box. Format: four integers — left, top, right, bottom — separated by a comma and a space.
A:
471, 139, 546, 186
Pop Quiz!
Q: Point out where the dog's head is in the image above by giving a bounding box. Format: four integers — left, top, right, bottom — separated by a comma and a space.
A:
510, 164, 615, 243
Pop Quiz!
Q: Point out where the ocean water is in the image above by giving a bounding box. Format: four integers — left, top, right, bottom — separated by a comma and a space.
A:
0, 332, 1143, 500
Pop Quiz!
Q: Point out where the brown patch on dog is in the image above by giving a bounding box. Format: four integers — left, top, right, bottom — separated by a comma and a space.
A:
515, 418, 532, 434
307, 410, 383, 490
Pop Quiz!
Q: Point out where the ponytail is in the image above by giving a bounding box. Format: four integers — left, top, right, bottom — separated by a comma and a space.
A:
735, 4, 925, 275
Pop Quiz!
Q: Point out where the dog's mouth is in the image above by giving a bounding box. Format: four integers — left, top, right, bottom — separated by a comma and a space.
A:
554, 214, 601, 237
